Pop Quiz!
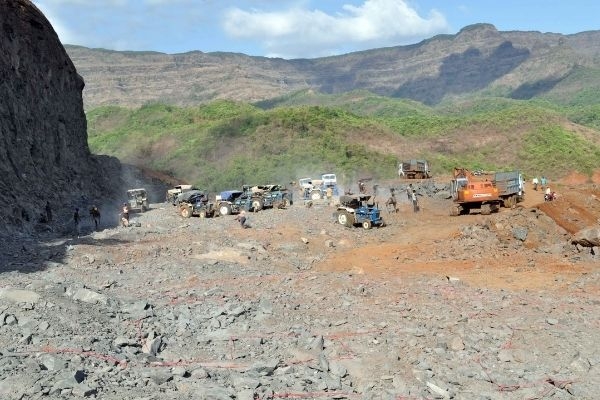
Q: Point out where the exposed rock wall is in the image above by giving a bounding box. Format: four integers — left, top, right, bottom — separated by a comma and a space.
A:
0, 0, 121, 233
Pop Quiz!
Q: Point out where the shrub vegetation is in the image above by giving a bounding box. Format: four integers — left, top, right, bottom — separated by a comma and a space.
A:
87, 92, 600, 191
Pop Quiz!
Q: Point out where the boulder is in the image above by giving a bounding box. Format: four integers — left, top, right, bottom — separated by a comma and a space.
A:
571, 226, 600, 247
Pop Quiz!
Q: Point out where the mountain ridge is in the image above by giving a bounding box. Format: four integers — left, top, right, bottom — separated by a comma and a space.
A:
66, 23, 600, 110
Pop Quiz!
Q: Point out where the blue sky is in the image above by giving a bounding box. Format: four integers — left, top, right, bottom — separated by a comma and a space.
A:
32, 0, 600, 59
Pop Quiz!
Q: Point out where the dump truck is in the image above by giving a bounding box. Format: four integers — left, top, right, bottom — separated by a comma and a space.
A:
450, 168, 524, 216
398, 159, 431, 179
494, 171, 524, 207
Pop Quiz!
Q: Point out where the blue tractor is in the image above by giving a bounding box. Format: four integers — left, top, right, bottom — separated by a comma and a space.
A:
251, 184, 293, 208
217, 190, 263, 215
335, 195, 385, 229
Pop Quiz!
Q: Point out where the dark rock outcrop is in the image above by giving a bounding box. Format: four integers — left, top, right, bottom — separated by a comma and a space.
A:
0, 0, 121, 233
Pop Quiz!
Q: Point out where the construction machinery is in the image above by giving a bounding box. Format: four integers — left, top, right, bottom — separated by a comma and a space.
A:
166, 184, 198, 204
335, 195, 385, 229
126, 188, 149, 212
450, 168, 524, 216
450, 168, 500, 216
250, 185, 293, 208
177, 190, 216, 218
398, 159, 431, 179
494, 171, 525, 207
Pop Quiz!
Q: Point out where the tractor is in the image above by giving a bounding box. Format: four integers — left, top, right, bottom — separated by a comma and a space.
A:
177, 190, 216, 218
335, 195, 385, 229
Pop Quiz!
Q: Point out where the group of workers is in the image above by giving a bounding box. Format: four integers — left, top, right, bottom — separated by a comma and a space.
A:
531, 176, 556, 201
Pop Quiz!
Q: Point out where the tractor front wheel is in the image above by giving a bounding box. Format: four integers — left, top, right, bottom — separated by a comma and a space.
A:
362, 220, 372, 229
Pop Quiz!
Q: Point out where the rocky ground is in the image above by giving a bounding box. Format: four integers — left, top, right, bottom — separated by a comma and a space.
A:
0, 179, 599, 400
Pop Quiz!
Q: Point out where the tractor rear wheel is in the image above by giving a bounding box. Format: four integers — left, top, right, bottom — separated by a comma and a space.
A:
338, 211, 353, 227
219, 204, 231, 216
181, 206, 192, 218
252, 199, 263, 211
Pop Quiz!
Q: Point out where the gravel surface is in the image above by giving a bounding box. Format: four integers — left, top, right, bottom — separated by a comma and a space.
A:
0, 189, 599, 400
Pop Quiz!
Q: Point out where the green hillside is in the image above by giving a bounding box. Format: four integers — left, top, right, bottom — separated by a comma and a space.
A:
87, 94, 600, 192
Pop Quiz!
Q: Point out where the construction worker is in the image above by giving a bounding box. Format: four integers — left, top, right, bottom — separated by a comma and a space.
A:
532, 177, 539, 191
358, 180, 366, 194
326, 186, 333, 205
235, 210, 250, 228
121, 203, 130, 227
73, 208, 81, 237
89, 205, 101, 230
45, 201, 52, 222
411, 190, 419, 212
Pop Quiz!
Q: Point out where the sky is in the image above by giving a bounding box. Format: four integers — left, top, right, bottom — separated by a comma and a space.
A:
32, 0, 600, 59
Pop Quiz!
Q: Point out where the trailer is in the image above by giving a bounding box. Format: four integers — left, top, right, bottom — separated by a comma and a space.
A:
398, 159, 431, 179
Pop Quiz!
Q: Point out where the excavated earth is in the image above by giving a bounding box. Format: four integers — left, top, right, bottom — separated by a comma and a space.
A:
0, 179, 599, 400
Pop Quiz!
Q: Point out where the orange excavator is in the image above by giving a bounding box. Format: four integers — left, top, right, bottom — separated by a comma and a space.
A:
450, 168, 501, 216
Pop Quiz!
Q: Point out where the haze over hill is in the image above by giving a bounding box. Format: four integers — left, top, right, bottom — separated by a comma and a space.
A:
66, 24, 600, 110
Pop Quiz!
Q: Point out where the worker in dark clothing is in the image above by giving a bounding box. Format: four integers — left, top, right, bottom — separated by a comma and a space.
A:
89, 205, 101, 230
358, 181, 366, 194
121, 203, 130, 227
73, 208, 81, 237
45, 201, 52, 222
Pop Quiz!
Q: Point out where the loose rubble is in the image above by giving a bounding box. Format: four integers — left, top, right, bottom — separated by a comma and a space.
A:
0, 187, 599, 400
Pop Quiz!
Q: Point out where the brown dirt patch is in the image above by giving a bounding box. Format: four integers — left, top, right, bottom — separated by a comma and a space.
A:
560, 171, 590, 185
592, 169, 600, 184
317, 182, 599, 292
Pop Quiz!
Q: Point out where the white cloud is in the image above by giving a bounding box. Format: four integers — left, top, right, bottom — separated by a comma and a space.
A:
223, 0, 449, 58
33, 1, 79, 44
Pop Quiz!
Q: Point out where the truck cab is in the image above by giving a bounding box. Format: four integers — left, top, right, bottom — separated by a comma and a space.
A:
321, 173, 337, 186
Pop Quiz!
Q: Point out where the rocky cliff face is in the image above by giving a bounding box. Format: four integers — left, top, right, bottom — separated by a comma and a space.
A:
0, 0, 121, 233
